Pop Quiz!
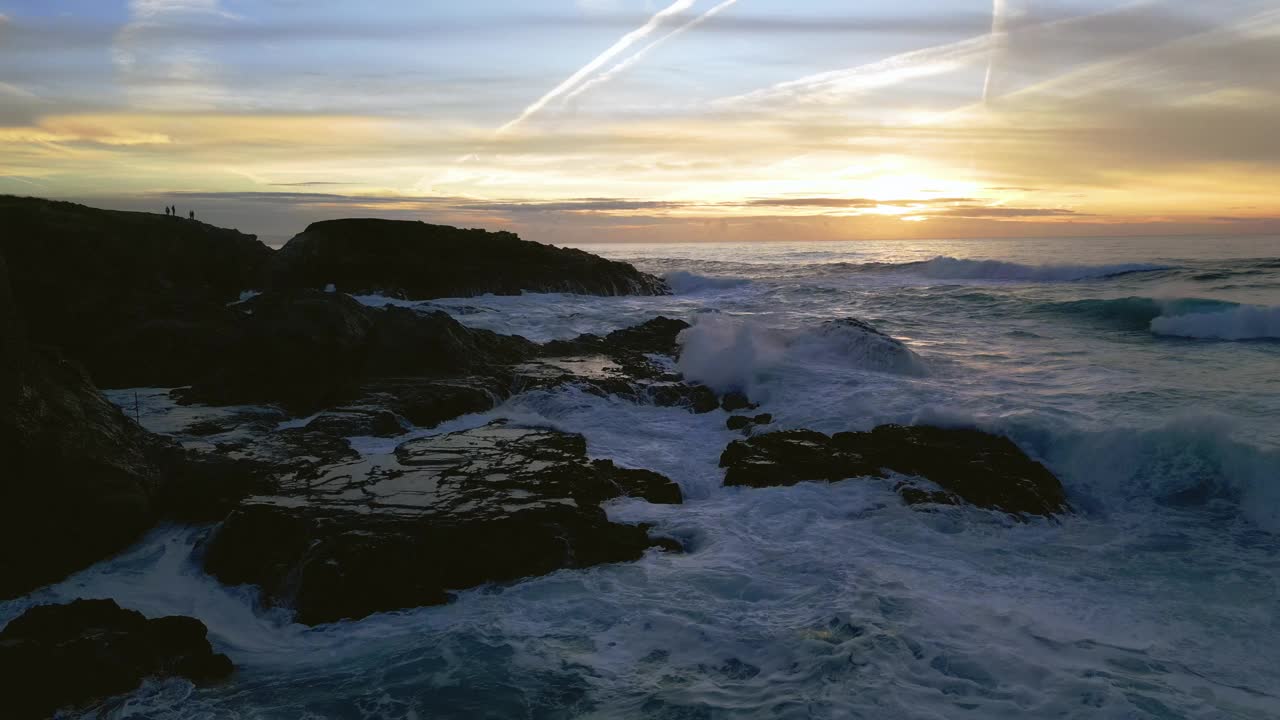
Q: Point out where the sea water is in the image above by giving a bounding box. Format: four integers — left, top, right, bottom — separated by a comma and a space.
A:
4, 236, 1279, 718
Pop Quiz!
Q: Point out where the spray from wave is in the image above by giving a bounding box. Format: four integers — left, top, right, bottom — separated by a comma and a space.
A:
676, 314, 925, 395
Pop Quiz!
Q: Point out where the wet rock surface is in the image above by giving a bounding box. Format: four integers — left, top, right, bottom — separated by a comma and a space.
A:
720, 425, 1069, 517
0, 254, 264, 598
0, 598, 232, 719
203, 421, 683, 624
270, 218, 669, 298
525, 317, 719, 413
726, 413, 773, 433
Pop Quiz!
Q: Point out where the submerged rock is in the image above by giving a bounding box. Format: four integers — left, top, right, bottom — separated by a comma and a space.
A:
720, 425, 1069, 517
0, 599, 232, 719
271, 218, 669, 298
203, 421, 683, 624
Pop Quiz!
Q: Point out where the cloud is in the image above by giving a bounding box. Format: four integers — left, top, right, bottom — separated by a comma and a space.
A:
564, 0, 740, 105
741, 197, 976, 208
454, 199, 688, 213
498, 0, 696, 133
112, 0, 238, 110
923, 206, 1083, 218
983, 0, 1009, 102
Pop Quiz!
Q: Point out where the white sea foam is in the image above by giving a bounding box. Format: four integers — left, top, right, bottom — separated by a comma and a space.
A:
1150, 304, 1280, 340
23, 238, 1280, 717
676, 314, 925, 395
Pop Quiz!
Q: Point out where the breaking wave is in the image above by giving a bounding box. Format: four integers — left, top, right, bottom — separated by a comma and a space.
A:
676, 314, 925, 394
835, 256, 1172, 282
1035, 296, 1239, 331
905, 256, 1170, 282
1034, 297, 1280, 340
664, 271, 751, 295
1150, 304, 1280, 341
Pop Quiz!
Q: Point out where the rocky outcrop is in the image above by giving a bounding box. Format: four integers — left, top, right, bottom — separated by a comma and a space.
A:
522, 316, 719, 413
720, 425, 1069, 517
0, 195, 272, 387
173, 291, 537, 414
726, 413, 773, 433
175, 298, 717, 422
0, 599, 232, 719
204, 421, 682, 624
270, 218, 669, 298
0, 252, 263, 598
0, 197, 669, 391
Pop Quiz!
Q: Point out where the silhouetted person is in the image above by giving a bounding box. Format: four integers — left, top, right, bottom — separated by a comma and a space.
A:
189, 210, 195, 220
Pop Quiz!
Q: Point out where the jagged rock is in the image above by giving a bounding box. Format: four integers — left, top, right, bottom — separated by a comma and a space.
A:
0, 255, 263, 597
726, 413, 773, 432
720, 391, 758, 412
175, 292, 537, 414
0, 599, 232, 719
203, 421, 683, 624
0, 196, 271, 387
720, 425, 1069, 517
302, 409, 406, 438
528, 317, 720, 413
355, 376, 503, 428
270, 218, 669, 299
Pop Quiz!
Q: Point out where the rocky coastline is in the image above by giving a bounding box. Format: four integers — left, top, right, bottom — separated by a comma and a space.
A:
0, 196, 1070, 716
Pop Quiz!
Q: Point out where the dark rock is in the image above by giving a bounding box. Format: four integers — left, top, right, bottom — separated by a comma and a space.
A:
0, 599, 232, 719
303, 409, 406, 438
0, 253, 265, 595
544, 316, 689, 363
0, 195, 271, 387
356, 377, 503, 428
174, 290, 375, 412
726, 413, 773, 432
270, 218, 669, 298
720, 425, 1069, 517
529, 317, 723, 414
720, 391, 757, 412
0, 341, 165, 599
366, 306, 537, 377
176, 292, 536, 415
203, 421, 682, 624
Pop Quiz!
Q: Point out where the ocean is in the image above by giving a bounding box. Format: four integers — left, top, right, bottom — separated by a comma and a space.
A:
4, 235, 1279, 718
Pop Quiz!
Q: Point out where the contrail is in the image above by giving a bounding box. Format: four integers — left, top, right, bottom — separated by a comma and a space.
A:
498, 0, 697, 133
983, 0, 1009, 102
563, 0, 740, 105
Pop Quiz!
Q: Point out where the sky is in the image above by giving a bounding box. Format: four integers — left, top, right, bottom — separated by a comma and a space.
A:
1, 0, 1278, 244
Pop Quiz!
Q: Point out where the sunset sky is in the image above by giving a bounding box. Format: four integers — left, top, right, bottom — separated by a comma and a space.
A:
1, 0, 1277, 244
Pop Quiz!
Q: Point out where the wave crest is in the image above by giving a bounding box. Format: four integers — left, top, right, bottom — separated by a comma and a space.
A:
664, 271, 751, 295
676, 315, 924, 394
1036, 296, 1238, 330
1151, 304, 1280, 341
906, 256, 1170, 282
